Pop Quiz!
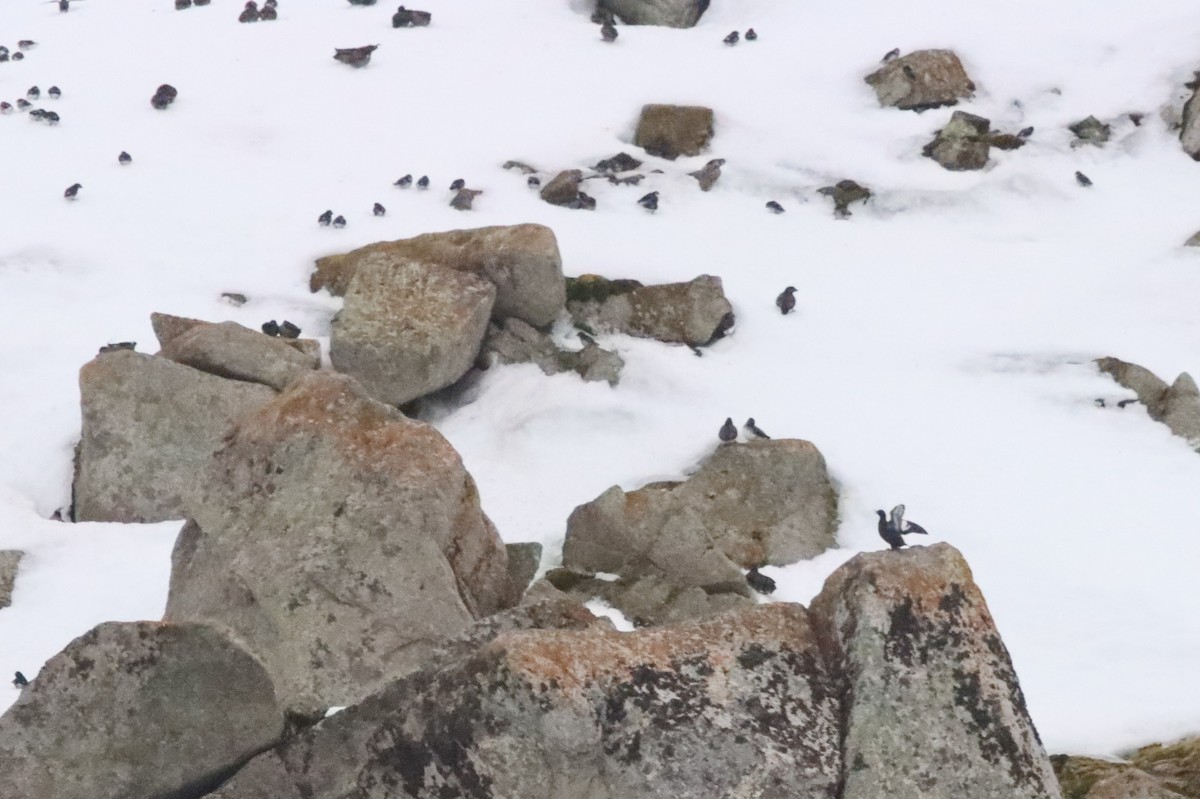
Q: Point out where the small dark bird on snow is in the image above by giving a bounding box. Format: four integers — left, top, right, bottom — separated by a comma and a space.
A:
317, 209, 333, 226
0, 53, 7, 64
44, 110, 59, 125
746, 567, 775, 595
18, 40, 37, 50
744, 418, 769, 439
765, 200, 784, 214
279, 320, 301, 338
151, 84, 178, 110
239, 1, 259, 22
195, 0, 211, 5
27, 86, 40, 100
176, 0, 192, 9
744, 28, 757, 41
527, 176, 541, 188
11, 53, 23, 62
0, 103, 12, 115
332, 215, 347, 228
259, 4, 277, 20
261, 320, 280, 336
638, 191, 659, 212
119, 151, 132, 165
394, 174, 412, 188
601, 22, 617, 42
59, 0, 70, 12
723, 30, 739, 46
1075, 171, 1092, 187
1117, 398, 1139, 409
719, 417, 738, 443
776, 286, 797, 315
1017, 126, 1033, 138
30, 109, 47, 121
13, 672, 28, 689
333, 45, 378, 68
16, 99, 32, 111
64, 183, 81, 199
48, 86, 61, 99
1093, 398, 1106, 408
882, 47, 900, 62
449, 178, 465, 191
877, 504, 929, 551
416, 175, 430, 189
373, 202, 386, 216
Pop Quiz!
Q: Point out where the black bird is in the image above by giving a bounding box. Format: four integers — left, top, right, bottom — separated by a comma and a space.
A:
332, 215, 347, 228
60, 0, 70, 12
723, 30, 739, 46
1075, 171, 1092, 187
719, 417, 738, 443
527, 176, 541, 188
743, 418, 769, 439
902, 64, 917, 80
260, 3, 277, 19
239, 1, 259, 22
449, 178, 465, 191
119, 151, 132, 165
12, 672, 28, 689
64, 183, 81, 200
882, 47, 900, 62
746, 567, 775, 595
600, 22, 617, 42
317, 209, 333, 226
11, 52, 23, 61
394, 174, 412, 188
876, 504, 929, 551
16, 99, 32, 111
279, 320, 301, 338
195, 0, 211, 4
18, 40, 36, 50
0, 103, 12, 114
48, 86, 61, 99
1117, 398, 1139, 409
416, 175, 429, 189
27, 87, 40, 100
577, 330, 596, 347
0, 53, 7, 64
176, 0, 192, 8
1017, 126, 1033, 138
775, 286, 797, 315
151, 84, 178, 110
30, 109, 46, 121
1093, 398, 1106, 408
637, 190, 659, 212
744, 28, 757, 41
765, 200, 784, 214
333, 45, 378, 68
373, 202, 386, 216
44, 111, 59, 125
261, 320, 280, 336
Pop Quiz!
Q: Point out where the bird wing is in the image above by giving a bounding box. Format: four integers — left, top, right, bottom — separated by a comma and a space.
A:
889, 504, 905, 527
903, 520, 929, 535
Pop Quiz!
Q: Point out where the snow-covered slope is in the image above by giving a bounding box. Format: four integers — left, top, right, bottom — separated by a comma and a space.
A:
2, 0, 1200, 755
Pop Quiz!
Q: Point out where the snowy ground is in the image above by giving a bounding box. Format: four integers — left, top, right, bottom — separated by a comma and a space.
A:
2, 0, 1200, 755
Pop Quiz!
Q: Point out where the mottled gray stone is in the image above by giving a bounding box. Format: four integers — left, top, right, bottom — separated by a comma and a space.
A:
598, 0, 708, 28
1161, 372, 1200, 445
1181, 83, 1200, 160
539, 169, 585, 207
0, 551, 22, 609
566, 274, 734, 346
484, 318, 624, 385
159, 320, 318, 390
865, 49, 976, 111
152, 312, 320, 363
923, 110, 993, 171
504, 542, 543, 602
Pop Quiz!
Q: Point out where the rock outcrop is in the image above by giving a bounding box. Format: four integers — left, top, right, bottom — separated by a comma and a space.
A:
818, 179, 872, 217
483, 318, 624, 385
539, 169, 586, 207
597, 0, 709, 28
152, 312, 320, 363
1096, 357, 1200, 446
164, 372, 511, 714
566, 274, 734, 347
1069, 116, 1112, 147
74, 350, 276, 523
329, 259, 496, 406
1051, 755, 1185, 799
923, 110, 994, 170
865, 49, 976, 111
633, 104, 714, 160
810, 543, 1061, 799
0, 550, 21, 609
310, 224, 566, 328
0, 621, 282, 799
1129, 736, 1200, 797
159, 320, 318, 391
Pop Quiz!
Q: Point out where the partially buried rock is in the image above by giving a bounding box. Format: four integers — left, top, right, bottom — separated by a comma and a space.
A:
597, 0, 710, 28
1069, 115, 1112, 147
923, 110, 994, 171
483, 317, 624, 385
158, 320, 318, 391
152, 312, 320, 367
164, 372, 512, 714
539, 169, 586, 207
329, 259, 495, 406
634, 104, 715, 160
567, 273, 734, 347
449, 187, 482, 210
865, 49, 975, 111
594, 152, 642, 173
1095, 357, 1200, 446
817, 179, 872, 217
1181, 78, 1200, 160
0, 621, 283, 799
0, 550, 22, 609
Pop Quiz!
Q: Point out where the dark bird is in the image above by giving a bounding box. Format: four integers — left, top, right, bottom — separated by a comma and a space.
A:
176, 0, 192, 8
373, 202, 386, 216
719, 417, 738, 443
317, 209, 333, 226
1017, 126, 1034, 138
265, 0, 276, 6
239, 1, 259, 22
882, 47, 900, 62
902, 64, 917, 80
571, 191, 596, 210
151, 84, 178, 110
416, 175, 429, 189
775, 286, 797, 315
527, 176, 541, 188
195, 0, 211, 4
59, 0, 69, 12
577, 330, 596, 347
638, 190, 659, 212
349, 0, 377, 4
766, 200, 784, 214
259, 3, 277, 19
12, 672, 28, 689
332, 215, 347, 228
746, 567, 775, 595
44, 110, 59, 125
394, 174, 412, 188
48, 86, 61, 99
1117, 398, 1139, 408
1075, 171, 1092, 187
11, 52, 23, 61
450, 188, 483, 210
392, 6, 432, 27
16, 99, 32, 111
64, 183, 81, 199
333, 45, 378, 68
30, 109, 47, 121
876, 504, 929, 551
98, 342, 136, 354
119, 151, 132, 165
744, 28, 757, 41
279, 320, 301, 338
0, 103, 12, 114
449, 178, 465, 191
723, 30, 739, 46
27, 86, 40, 100
261, 320, 280, 336
1093, 398, 1106, 408
18, 40, 36, 50
0, 53, 7, 64
744, 418, 769, 439
601, 22, 617, 42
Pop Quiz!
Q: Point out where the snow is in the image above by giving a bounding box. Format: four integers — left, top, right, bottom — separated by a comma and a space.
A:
2, 0, 1200, 756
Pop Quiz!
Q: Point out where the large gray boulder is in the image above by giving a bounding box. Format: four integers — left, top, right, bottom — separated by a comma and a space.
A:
0, 550, 21, 609
152, 312, 321, 362
213, 604, 841, 799
597, 0, 709, 28
164, 372, 511, 715
329, 259, 495, 406
484, 317, 624, 385
74, 350, 276, 523
159, 320, 318, 391
633, 104, 715, 160
566, 273, 734, 347
810, 543, 1061, 799
0, 621, 282, 799
865, 49, 976, 111
310, 224, 566, 328
923, 110, 993, 171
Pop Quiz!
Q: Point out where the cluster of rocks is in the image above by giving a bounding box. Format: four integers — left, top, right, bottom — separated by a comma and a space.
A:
1095, 357, 1200, 448
1053, 738, 1200, 799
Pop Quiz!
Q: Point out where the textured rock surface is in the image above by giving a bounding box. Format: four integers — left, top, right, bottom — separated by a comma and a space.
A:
1069, 116, 1112, 147
923, 110, 993, 170
633, 104, 714, 159
566, 273, 734, 346
74, 350, 276, 523
1131, 736, 1200, 797
0, 550, 21, 609
1095, 357, 1170, 412
330, 259, 495, 406
214, 604, 840, 799
1181, 83, 1200, 160
1052, 755, 1185, 799
598, 0, 709, 28
810, 543, 1061, 799
165, 372, 511, 714
159, 320, 318, 390
1096, 358, 1200, 446
484, 317, 623, 385
818, 178, 873, 217
0, 621, 282, 799
152, 312, 321, 363
547, 569, 755, 627
539, 169, 586, 206
865, 49, 975, 111
503, 542, 543, 604
310, 224, 566, 327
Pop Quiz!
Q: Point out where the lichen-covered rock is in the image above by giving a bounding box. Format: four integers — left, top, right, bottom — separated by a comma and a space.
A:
1130, 736, 1200, 797
329, 259, 495, 406
1051, 755, 1184, 799
503, 542, 543, 604
547, 569, 755, 627
566, 273, 734, 346
810, 543, 1061, 799
159, 320, 318, 391
164, 372, 511, 714
213, 604, 841, 799
865, 49, 976, 111
310, 224, 566, 327
484, 317, 623, 385
0, 550, 22, 609
1069, 116, 1112, 147
817, 179, 872, 217
923, 110, 993, 171
633, 104, 714, 160
152, 312, 320, 363
597, 0, 709, 28
74, 350, 276, 523
539, 169, 585, 207
0, 621, 282, 799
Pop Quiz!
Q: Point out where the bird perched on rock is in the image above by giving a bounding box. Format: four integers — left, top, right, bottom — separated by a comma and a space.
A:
12, 672, 28, 689
333, 45, 378, 67
876, 504, 929, 551
27, 86, 40, 100
746, 567, 775, 595
1018, 126, 1033, 138
689, 158, 724, 191
317, 209, 333, 226
744, 28, 757, 41
449, 178, 465, 191
279, 320, 301, 338
416, 175, 430, 189
48, 86, 61, 99
332, 215, 347, 228
527, 176, 541, 188
239, 1, 259, 22
719, 417, 738, 443
723, 31, 739, 46
1075, 171, 1092, 187
450, 188, 482, 210
119, 151, 132, 165
776, 286, 797, 315
743, 418, 769, 439
600, 22, 617, 42
261, 320, 280, 336
373, 202, 386, 216
766, 200, 784, 214
638, 191, 659, 212
64, 183, 82, 199
394, 174, 412, 188
259, 3, 277, 20
882, 47, 900, 62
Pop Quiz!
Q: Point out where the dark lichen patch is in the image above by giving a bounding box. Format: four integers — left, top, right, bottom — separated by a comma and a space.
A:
884, 597, 922, 666
951, 666, 1045, 789
737, 643, 775, 670
565, 275, 644, 304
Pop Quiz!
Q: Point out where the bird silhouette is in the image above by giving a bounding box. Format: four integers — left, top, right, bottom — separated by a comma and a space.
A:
601, 22, 617, 42
333, 45, 378, 68
64, 183, 82, 200
12, 671, 28, 688
723, 31, 739, 46
744, 418, 769, 439
766, 200, 784, 214
876, 504, 929, 550
744, 28, 757, 41
1075, 171, 1093, 187
776, 286, 797, 315
746, 567, 775, 595
719, 417, 738, 443
373, 202, 386, 216
638, 191, 659, 212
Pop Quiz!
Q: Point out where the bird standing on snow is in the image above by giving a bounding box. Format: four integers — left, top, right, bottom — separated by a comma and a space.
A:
1018, 126, 1033, 138
876, 504, 929, 551
395, 174, 412, 188
527, 176, 541, 188
600, 22, 617, 42
766, 200, 784, 214
373, 202, 386, 216
743, 418, 769, 439
638, 191, 659, 212
239, 1, 259, 22
119, 151, 132, 165
723, 31, 739, 46
333, 45, 378, 68
59, 0, 69, 12
64, 183, 82, 200
332, 215, 347, 228
1075, 171, 1092, 187
12, 672, 28, 689
317, 209, 333, 226
776, 286, 797, 315
744, 28, 757, 41
746, 567, 775, 595
48, 86, 61, 99
449, 178, 465, 191
416, 175, 430, 189
27, 86, 40, 101
719, 417, 738, 443
259, 3, 277, 20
